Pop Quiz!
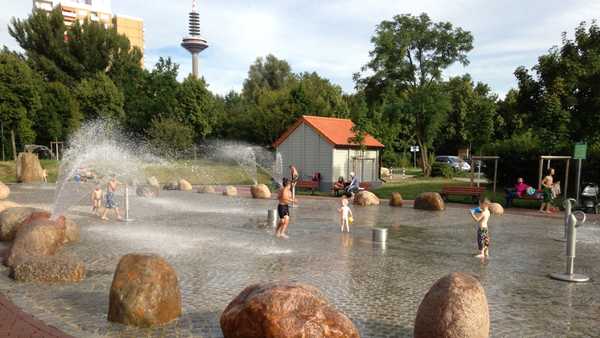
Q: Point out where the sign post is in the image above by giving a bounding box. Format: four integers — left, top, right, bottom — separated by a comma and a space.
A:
410, 145, 420, 168
573, 143, 587, 204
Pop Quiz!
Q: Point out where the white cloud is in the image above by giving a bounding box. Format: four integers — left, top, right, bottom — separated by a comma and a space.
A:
2, 0, 600, 97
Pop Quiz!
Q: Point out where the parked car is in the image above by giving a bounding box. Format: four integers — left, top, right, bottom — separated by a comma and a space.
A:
435, 156, 471, 171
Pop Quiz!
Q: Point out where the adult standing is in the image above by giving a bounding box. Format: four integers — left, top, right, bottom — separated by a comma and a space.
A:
275, 177, 293, 239
539, 168, 555, 213
101, 175, 123, 221
289, 165, 299, 206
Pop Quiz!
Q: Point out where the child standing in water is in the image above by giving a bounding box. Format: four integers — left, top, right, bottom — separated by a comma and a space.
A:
338, 197, 353, 233
470, 198, 491, 258
91, 185, 103, 216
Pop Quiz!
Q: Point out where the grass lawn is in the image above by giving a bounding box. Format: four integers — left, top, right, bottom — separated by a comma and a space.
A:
373, 178, 545, 209
0, 159, 271, 186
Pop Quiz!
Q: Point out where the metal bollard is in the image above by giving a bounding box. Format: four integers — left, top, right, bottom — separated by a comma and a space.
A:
122, 183, 134, 222
267, 209, 278, 228
550, 210, 589, 282
372, 228, 388, 242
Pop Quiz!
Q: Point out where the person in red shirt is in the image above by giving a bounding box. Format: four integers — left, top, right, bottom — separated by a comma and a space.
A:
505, 177, 530, 208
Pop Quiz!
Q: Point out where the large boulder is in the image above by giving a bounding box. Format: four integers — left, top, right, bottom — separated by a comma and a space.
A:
380, 167, 391, 178
223, 186, 238, 197
389, 192, 403, 207
146, 176, 160, 189
0, 181, 9, 200
108, 254, 182, 327
354, 191, 380, 206
488, 203, 504, 216
250, 184, 271, 199
0, 201, 20, 213
178, 179, 193, 191
64, 218, 80, 244
11, 255, 85, 283
414, 272, 490, 338
16, 152, 45, 183
414, 192, 446, 211
0, 207, 46, 241
5, 213, 66, 268
197, 185, 215, 194
220, 282, 359, 338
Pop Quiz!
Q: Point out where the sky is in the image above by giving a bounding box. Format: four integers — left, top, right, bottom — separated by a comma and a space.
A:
2, 0, 600, 97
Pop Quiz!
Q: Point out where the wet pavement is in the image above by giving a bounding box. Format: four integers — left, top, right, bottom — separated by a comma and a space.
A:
1, 184, 600, 337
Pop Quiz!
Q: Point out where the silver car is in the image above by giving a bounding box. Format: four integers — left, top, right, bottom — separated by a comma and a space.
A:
435, 156, 471, 171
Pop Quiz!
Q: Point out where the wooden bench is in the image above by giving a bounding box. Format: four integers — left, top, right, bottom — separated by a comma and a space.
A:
295, 180, 319, 194
440, 186, 486, 203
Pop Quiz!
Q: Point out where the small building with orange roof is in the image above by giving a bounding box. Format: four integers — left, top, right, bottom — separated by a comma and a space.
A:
273, 115, 384, 191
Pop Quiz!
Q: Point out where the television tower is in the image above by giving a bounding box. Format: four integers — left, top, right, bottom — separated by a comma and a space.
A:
181, 0, 208, 79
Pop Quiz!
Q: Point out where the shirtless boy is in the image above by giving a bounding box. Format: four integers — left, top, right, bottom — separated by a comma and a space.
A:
91, 185, 103, 216
101, 175, 122, 221
275, 177, 293, 239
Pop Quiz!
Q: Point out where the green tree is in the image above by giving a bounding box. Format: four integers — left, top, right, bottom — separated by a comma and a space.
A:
10, 7, 142, 84
0, 49, 39, 152
356, 13, 473, 175
175, 76, 218, 140
75, 72, 124, 121
242, 54, 294, 101
147, 117, 194, 155
36, 81, 82, 145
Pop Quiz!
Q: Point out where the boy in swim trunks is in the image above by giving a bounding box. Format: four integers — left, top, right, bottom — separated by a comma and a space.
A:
470, 198, 491, 258
101, 175, 122, 221
275, 177, 293, 239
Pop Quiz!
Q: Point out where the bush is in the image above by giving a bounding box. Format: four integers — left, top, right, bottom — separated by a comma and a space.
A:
398, 153, 411, 168
431, 162, 454, 178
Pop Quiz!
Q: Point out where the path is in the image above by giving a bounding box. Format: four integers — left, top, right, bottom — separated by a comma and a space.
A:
0, 293, 71, 338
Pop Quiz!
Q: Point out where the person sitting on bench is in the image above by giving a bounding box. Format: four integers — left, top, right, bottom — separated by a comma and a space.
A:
505, 177, 530, 208
345, 172, 360, 197
333, 176, 346, 196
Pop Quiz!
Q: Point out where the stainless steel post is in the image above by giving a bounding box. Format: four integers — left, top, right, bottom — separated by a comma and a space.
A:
372, 228, 388, 242
576, 159, 582, 205
122, 183, 134, 222
550, 210, 589, 282
267, 209, 277, 228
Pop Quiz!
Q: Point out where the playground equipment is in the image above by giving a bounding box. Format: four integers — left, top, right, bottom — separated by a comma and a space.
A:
470, 155, 499, 198
549, 199, 589, 283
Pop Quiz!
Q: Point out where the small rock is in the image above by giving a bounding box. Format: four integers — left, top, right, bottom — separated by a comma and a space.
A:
250, 184, 271, 199
389, 192, 403, 207
0, 181, 10, 200
354, 191, 380, 206
136, 185, 158, 198
163, 181, 178, 190
12, 255, 85, 283
223, 186, 238, 197
220, 282, 359, 338
178, 179, 192, 191
108, 253, 182, 327
414, 272, 490, 338
197, 185, 215, 193
414, 192, 445, 211
146, 176, 160, 188
488, 203, 504, 216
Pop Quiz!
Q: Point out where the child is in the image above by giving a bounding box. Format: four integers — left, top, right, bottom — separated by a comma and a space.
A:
91, 185, 103, 216
338, 197, 353, 233
470, 198, 491, 258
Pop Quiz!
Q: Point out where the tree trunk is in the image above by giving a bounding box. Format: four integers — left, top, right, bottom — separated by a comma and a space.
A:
10, 130, 17, 162
418, 139, 431, 177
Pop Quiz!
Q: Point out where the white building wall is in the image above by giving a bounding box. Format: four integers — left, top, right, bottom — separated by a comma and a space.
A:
333, 148, 380, 183
276, 123, 333, 190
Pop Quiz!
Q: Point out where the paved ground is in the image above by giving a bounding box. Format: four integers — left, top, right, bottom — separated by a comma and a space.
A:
1, 184, 600, 337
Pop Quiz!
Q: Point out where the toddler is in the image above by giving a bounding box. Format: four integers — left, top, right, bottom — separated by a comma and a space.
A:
470, 198, 491, 258
338, 197, 353, 233
91, 185, 103, 216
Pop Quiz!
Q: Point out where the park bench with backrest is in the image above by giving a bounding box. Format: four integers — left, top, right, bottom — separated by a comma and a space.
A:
295, 173, 321, 194
440, 185, 486, 203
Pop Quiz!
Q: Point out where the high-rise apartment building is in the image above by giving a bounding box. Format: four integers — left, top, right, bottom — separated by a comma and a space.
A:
33, 0, 144, 60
